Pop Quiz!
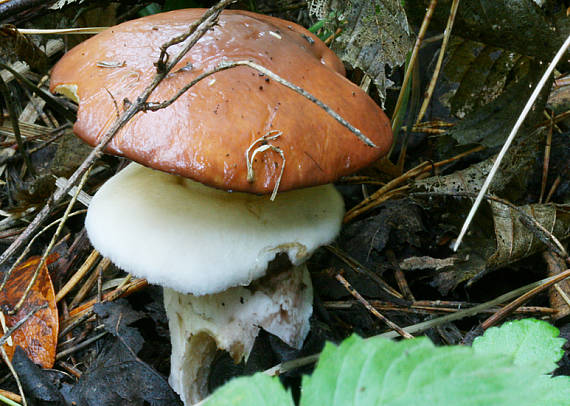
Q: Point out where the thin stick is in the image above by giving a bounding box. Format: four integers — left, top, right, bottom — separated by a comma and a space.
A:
15, 27, 106, 35
56, 331, 107, 360
545, 176, 561, 203
379, 273, 568, 339
554, 284, 570, 309
453, 34, 570, 251
344, 160, 431, 219
56, 249, 100, 303
58, 310, 95, 340
0, 75, 35, 176
63, 278, 148, 323
0, 348, 26, 406
539, 116, 553, 203
391, 0, 438, 131
0, 210, 86, 292
335, 272, 413, 339
347, 146, 484, 222
0, 390, 21, 406
145, 60, 377, 148
386, 249, 415, 301
481, 268, 570, 329
415, 0, 460, 124
0, 304, 47, 346
325, 245, 403, 301
324, 300, 554, 316
343, 185, 409, 223
69, 256, 111, 308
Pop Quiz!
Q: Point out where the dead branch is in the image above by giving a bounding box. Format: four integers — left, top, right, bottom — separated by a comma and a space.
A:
333, 270, 413, 339
481, 268, 570, 330
144, 60, 378, 147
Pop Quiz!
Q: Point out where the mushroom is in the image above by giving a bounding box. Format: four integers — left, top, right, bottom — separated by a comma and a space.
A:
50, 8, 392, 405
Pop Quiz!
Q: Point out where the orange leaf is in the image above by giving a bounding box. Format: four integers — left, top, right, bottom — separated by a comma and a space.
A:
0, 255, 58, 368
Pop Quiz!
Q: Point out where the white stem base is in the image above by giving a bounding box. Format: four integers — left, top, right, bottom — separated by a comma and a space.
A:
164, 264, 313, 404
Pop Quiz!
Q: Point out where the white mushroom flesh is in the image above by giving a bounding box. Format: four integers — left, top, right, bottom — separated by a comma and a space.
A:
165, 264, 312, 404
85, 162, 344, 295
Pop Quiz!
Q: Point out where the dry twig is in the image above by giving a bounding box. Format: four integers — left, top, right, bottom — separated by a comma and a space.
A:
415, 0, 460, 124
481, 268, 570, 329
390, 0, 437, 133
334, 271, 413, 339
145, 59, 377, 147
345, 145, 485, 223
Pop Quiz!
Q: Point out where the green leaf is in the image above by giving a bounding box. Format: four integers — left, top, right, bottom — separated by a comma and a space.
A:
204, 319, 570, 406
203, 373, 293, 406
532, 375, 570, 406
473, 318, 566, 374
300, 334, 562, 406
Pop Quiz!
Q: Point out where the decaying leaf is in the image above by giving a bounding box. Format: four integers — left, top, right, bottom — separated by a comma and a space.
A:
0, 26, 48, 72
309, 0, 414, 101
11, 347, 65, 405
414, 197, 570, 293
488, 202, 570, 269
434, 38, 532, 121
399, 256, 461, 271
405, 0, 569, 61
68, 300, 182, 406
0, 255, 58, 368
416, 140, 536, 199
439, 60, 547, 153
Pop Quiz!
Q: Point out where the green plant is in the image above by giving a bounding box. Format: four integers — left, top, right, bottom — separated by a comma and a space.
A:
203, 319, 569, 405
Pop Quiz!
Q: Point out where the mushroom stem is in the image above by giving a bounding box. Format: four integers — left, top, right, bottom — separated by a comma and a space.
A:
164, 264, 313, 404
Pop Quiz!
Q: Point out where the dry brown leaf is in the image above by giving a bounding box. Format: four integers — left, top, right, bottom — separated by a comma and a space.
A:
0, 25, 48, 72
0, 255, 58, 368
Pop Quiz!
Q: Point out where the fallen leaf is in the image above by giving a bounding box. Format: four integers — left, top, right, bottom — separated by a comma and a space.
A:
0, 255, 58, 368
309, 0, 413, 102
68, 300, 182, 406
11, 347, 65, 404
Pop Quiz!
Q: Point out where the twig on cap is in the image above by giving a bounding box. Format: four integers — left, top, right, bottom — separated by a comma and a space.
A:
145, 59, 378, 148
156, 0, 237, 73
245, 130, 285, 201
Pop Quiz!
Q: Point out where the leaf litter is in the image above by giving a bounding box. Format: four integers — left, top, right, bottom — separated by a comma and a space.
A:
0, 0, 569, 405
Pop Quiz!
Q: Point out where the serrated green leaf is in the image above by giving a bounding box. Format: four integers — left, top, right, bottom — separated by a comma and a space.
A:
300, 333, 567, 406
473, 319, 566, 374
535, 375, 570, 406
205, 320, 570, 406
202, 373, 293, 406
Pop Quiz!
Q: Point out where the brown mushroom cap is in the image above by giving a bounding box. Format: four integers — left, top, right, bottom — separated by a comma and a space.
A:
50, 9, 392, 193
